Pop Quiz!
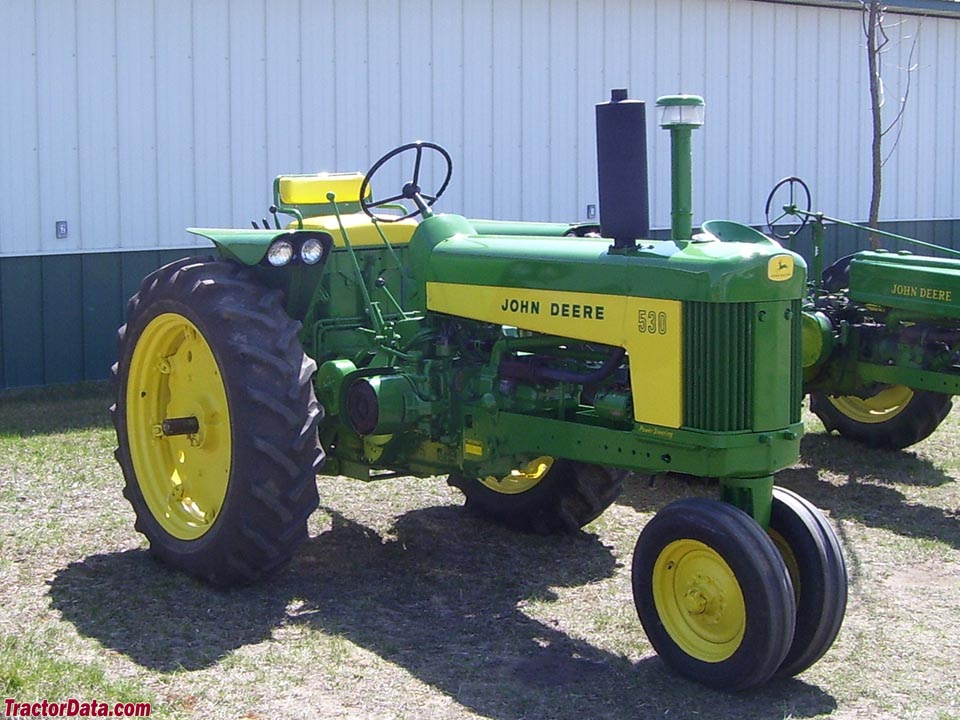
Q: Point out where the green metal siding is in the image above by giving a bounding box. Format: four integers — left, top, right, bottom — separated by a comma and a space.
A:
42, 255, 84, 385
0, 248, 195, 390
0, 269, 3, 389
1, 256, 44, 388
81, 253, 123, 384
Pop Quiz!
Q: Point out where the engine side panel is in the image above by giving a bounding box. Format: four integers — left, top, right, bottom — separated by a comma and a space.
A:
427, 282, 683, 428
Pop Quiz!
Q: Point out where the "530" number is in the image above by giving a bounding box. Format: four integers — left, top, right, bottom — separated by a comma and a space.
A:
637, 309, 668, 335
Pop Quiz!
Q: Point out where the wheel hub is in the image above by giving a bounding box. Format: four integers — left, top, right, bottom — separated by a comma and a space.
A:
160, 416, 200, 437
126, 313, 232, 540
653, 539, 746, 662
682, 574, 726, 623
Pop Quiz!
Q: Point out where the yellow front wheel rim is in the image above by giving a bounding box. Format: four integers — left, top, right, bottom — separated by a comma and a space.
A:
126, 313, 232, 540
768, 528, 802, 604
827, 386, 914, 424
653, 539, 746, 663
479, 456, 555, 495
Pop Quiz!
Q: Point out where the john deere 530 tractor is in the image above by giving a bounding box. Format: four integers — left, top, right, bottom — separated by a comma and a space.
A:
112, 92, 846, 691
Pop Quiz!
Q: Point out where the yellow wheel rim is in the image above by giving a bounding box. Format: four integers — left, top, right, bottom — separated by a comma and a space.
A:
652, 539, 746, 663
768, 528, 801, 604
827, 385, 914, 424
479, 456, 554, 495
126, 313, 232, 540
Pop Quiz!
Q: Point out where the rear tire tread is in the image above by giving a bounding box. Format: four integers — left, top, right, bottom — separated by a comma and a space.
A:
113, 256, 323, 587
811, 389, 951, 449
449, 461, 627, 534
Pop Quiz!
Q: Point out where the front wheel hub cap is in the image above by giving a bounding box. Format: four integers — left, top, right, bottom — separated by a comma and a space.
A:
653, 539, 746, 662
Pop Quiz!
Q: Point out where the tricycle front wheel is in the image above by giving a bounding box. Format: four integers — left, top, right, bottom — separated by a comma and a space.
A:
632, 498, 796, 690
768, 487, 847, 677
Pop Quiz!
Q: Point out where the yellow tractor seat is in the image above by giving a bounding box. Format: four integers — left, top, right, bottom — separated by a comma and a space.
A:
273, 172, 418, 247
273, 172, 367, 215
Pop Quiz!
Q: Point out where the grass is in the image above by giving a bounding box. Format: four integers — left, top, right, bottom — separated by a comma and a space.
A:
1, 382, 959, 719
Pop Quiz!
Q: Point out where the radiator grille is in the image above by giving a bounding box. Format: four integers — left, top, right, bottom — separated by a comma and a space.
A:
789, 298, 803, 424
683, 302, 754, 431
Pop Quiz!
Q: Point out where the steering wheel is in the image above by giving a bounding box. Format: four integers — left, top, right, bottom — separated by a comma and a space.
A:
764, 176, 812, 240
359, 142, 453, 222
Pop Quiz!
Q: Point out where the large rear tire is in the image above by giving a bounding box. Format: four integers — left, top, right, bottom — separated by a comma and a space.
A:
112, 256, 323, 586
810, 386, 951, 449
448, 459, 626, 534
632, 498, 796, 691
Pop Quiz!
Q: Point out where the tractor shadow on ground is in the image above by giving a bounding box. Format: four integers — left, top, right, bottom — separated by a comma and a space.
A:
616, 433, 959, 552
49, 504, 836, 720
799, 430, 955, 488
783, 432, 960, 551
616, 471, 717, 515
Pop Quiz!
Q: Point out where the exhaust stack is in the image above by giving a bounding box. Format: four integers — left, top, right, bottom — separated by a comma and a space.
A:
596, 89, 650, 250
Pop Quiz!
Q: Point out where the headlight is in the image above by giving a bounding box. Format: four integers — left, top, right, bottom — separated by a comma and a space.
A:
266, 239, 295, 267
301, 237, 325, 265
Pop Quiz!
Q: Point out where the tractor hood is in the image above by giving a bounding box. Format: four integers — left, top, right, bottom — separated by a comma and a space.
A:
416, 216, 806, 308
849, 251, 960, 319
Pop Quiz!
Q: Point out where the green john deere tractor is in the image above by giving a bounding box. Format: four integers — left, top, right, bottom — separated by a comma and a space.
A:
112, 92, 846, 691
765, 176, 959, 449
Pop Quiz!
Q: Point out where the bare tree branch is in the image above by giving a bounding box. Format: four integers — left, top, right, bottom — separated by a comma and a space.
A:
881, 25, 921, 138
865, 0, 884, 245
862, 0, 922, 246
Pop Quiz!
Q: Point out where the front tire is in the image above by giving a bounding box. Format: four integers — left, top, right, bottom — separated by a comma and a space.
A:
632, 498, 796, 691
448, 459, 625, 534
810, 386, 951, 449
112, 256, 323, 586
768, 487, 847, 677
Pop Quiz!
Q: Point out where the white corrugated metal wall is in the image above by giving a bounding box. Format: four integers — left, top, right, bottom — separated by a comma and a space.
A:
0, 0, 957, 257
